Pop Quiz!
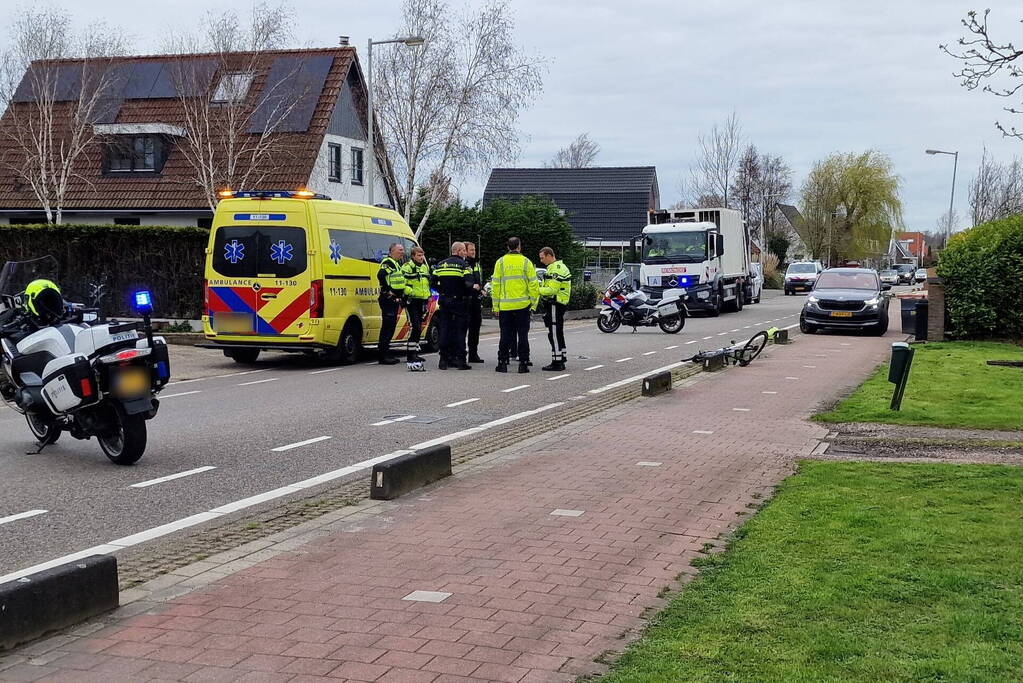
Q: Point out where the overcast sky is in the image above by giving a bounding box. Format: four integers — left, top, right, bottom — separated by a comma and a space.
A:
13, 0, 1023, 230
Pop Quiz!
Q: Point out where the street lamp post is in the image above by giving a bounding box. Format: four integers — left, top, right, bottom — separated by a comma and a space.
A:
925, 148, 959, 249
366, 35, 425, 207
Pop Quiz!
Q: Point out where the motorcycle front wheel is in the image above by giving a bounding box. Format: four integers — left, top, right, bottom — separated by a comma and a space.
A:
658, 312, 685, 334
26, 413, 61, 446
597, 310, 621, 333
97, 403, 147, 466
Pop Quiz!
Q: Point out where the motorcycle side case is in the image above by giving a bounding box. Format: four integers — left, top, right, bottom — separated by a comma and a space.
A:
41, 355, 98, 413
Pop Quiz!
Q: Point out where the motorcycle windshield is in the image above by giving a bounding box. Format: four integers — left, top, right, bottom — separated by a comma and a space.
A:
605, 269, 630, 292
0, 256, 60, 298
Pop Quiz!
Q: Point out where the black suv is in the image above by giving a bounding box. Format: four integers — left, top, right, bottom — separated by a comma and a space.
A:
799, 268, 891, 335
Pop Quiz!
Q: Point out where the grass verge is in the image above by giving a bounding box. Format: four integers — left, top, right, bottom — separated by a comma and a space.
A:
814, 341, 1023, 430
601, 461, 1023, 682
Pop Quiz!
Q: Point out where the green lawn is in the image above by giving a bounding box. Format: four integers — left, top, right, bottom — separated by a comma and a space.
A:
602, 461, 1023, 682
815, 341, 1023, 430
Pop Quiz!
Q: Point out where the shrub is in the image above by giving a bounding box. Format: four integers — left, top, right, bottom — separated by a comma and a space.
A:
936, 215, 1023, 339
568, 282, 599, 310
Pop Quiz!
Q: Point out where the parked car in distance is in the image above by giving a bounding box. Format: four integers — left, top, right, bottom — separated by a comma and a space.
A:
893, 263, 916, 284
799, 267, 891, 336
914, 268, 928, 283
748, 262, 764, 304
784, 261, 823, 295
879, 269, 900, 286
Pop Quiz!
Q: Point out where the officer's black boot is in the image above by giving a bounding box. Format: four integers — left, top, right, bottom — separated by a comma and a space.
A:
542, 358, 565, 372
438, 358, 449, 370
518, 362, 530, 374
495, 362, 508, 373
469, 354, 484, 363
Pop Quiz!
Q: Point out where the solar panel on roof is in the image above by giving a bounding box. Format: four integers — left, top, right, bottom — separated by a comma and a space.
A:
54, 64, 83, 101
123, 62, 162, 99
247, 54, 333, 134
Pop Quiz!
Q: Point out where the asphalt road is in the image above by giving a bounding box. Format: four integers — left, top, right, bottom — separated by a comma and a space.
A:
0, 292, 818, 578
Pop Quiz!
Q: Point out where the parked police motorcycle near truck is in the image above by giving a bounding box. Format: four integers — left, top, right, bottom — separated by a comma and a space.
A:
597, 269, 687, 334
0, 257, 170, 464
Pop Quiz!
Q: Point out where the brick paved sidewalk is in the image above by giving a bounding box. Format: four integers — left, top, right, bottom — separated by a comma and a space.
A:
0, 327, 898, 683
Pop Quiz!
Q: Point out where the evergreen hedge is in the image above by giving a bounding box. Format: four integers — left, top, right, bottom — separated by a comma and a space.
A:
0, 224, 208, 318
936, 215, 1023, 339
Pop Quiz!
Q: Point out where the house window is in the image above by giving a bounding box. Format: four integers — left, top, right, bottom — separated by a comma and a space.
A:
351, 147, 364, 185
212, 72, 255, 104
105, 136, 164, 173
328, 143, 342, 182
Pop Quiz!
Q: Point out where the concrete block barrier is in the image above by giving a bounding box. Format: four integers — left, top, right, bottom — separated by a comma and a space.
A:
0, 554, 118, 651
772, 328, 791, 344
702, 354, 726, 372
371, 445, 452, 501
642, 371, 672, 397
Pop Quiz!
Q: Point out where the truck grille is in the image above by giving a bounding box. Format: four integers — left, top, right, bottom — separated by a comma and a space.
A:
819, 299, 864, 311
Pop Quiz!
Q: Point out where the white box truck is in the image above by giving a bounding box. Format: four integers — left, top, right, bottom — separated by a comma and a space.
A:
631, 207, 752, 316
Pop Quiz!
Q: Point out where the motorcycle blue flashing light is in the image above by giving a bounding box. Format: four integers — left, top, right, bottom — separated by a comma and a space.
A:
134, 290, 154, 314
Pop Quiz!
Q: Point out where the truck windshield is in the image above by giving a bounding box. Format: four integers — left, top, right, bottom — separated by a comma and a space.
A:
643, 231, 706, 263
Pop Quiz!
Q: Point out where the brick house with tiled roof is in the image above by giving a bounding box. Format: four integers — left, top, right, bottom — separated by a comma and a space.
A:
0, 47, 396, 226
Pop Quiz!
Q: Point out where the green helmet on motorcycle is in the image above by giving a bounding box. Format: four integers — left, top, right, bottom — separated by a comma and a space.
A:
25, 279, 65, 323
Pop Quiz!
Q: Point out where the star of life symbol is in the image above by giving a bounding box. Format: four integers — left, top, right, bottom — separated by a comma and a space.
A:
329, 240, 343, 265
270, 240, 293, 265
224, 239, 245, 264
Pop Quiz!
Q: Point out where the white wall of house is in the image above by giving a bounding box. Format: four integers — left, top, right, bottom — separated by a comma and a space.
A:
0, 213, 208, 226
307, 133, 390, 208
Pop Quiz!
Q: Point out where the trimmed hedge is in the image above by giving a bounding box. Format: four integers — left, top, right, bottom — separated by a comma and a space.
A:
936, 215, 1023, 339
0, 224, 207, 318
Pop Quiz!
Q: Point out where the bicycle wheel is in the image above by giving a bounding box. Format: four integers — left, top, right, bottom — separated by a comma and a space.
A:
738, 331, 769, 366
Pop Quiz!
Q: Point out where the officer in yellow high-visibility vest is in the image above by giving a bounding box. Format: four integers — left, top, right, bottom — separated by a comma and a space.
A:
376, 243, 406, 365
401, 246, 431, 365
491, 237, 539, 374
538, 247, 572, 372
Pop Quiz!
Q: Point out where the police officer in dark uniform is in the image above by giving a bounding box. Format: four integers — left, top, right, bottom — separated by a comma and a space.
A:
465, 241, 485, 363
431, 242, 477, 370
376, 242, 406, 365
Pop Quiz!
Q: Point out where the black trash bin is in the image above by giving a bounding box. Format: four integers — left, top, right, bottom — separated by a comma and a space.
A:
900, 298, 917, 333
914, 300, 929, 341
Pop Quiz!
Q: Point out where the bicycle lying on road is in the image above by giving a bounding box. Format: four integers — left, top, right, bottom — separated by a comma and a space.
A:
682, 330, 769, 367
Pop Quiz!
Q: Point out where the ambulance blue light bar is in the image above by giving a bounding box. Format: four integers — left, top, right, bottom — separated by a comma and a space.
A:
217, 189, 330, 200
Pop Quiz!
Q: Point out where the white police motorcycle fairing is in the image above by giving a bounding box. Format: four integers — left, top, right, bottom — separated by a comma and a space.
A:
0, 257, 170, 465
597, 269, 687, 334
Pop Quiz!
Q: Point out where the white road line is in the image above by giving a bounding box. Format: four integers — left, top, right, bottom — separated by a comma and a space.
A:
272, 435, 333, 452
615, 357, 633, 363
685, 340, 698, 344
693, 430, 714, 435
217, 369, 268, 379
160, 390, 202, 399
409, 402, 564, 451
782, 323, 799, 330
643, 351, 657, 356
785, 376, 800, 380
730, 329, 740, 332
717, 332, 728, 336
589, 361, 683, 395
371, 415, 416, 426
309, 367, 344, 375
165, 377, 206, 387
743, 325, 752, 329
446, 398, 480, 407
584, 364, 604, 371
664, 345, 679, 350
0, 509, 47, 527
545, 374, 570, 381
763, 390, 778, 394
239, 377, 278, 387
130, 466, 216, 489
733, 408, 751, 412
702, 336, 713, 340
502, 384, 530, 393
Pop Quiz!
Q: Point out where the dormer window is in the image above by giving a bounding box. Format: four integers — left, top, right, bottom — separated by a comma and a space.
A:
212, 72, 255, 104
104, 135, 167, 174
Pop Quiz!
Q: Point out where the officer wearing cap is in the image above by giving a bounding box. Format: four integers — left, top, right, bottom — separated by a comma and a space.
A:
431, 242, 477, 370
376, 243, 406, 365
465, 241, 485, 364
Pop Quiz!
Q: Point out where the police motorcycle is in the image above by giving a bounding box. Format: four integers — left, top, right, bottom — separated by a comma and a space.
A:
597, 269, 687, 334
0, 257, 170, 465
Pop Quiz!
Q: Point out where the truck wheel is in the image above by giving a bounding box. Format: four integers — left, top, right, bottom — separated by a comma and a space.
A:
708, 286, 723, 317
225, 348, 260, 364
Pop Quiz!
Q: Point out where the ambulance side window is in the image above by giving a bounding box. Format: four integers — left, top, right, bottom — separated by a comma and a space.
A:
326, 229, 372, 262
364, 232, 398, 263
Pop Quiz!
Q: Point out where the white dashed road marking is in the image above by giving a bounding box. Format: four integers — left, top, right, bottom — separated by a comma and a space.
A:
693, 430, 714, 434
0, 510, 47, 527
643, 351, 657, 356
239, 377, 278, 387
584, 365, 604, 371
272, 435, 334, 451
445, 398, 480, 407
130, 466, 217, 489
371, 415, 416, 426
545, 374, 571, 381
664, 345, 679, 350
615, 357, 633, 363
160, 390, 202, 399
502, 385, 530, 393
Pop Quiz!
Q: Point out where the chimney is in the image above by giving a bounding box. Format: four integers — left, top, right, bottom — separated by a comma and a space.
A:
338, 36, 350, 46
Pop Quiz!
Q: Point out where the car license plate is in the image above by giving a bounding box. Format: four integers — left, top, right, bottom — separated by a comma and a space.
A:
114, 367, 150, 397
214, 312, 254, 334
830, 311, 853, 318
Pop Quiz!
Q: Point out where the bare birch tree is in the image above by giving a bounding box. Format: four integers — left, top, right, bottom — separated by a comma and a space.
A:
689, 112, 743, 208
164, 2, 308, 209
546, 133, 599, 168
374, 0, 544, 238
968, 146, 1023, 225
0, 8, 129, 223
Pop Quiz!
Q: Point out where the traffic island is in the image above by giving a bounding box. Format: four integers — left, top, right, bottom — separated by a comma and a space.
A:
0, 555, 118, 651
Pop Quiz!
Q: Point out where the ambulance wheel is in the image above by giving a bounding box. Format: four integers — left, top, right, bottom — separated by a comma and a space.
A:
225, 348, 260, 364
336, 319, 362, 364
421, 322, 440, 352
98, 403, 146, 466
26, 413, 61, 446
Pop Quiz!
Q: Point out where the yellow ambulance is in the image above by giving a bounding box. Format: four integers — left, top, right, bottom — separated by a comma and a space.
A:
201, 190, 438, 364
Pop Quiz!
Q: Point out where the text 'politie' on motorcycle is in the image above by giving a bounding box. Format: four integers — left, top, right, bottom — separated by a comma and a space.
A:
0, 257, 170, 465
597, 269, 687, 334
